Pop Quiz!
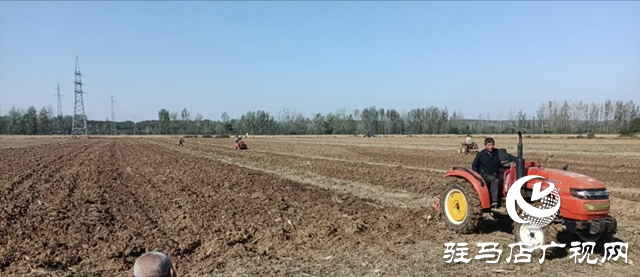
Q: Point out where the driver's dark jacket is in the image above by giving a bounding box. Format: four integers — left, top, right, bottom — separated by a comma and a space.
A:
472, 149, 502, 175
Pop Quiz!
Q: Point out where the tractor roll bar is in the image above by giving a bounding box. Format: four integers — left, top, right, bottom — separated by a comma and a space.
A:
516, 131, 525, 179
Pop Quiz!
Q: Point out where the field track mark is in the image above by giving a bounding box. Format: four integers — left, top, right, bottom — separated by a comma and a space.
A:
147, 139, 434, 210
152, 139, 634, 208
0, 138, 67, 149
189, 140, 636, 189
256, 138, 640, 157
607, 187, 640, 203
181, 139, 635, 203
607, 187, 640, 193
190, 140, 448, 174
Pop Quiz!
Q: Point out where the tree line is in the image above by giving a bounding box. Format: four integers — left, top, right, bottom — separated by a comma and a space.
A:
1, 100, 638, 136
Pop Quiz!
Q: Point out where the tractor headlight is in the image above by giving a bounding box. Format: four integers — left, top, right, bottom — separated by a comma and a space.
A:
570, 188, 609, 200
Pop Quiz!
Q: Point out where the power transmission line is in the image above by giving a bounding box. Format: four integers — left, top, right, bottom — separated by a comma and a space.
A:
0, 42, 68, 72
0, 51, 69, 86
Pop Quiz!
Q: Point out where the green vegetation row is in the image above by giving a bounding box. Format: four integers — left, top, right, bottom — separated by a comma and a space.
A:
1, 100, 638, 137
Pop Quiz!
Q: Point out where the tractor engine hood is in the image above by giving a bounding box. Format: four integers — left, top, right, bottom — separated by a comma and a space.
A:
526, 167, 611, 219
526, 167, 606, 191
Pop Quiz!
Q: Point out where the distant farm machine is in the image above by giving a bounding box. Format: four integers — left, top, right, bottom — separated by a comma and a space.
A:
434, 131, 617, 258
233, 136, 248, 150
458, 142, 478, 154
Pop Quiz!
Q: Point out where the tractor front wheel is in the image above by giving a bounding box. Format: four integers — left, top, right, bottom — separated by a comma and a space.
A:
440, 182, 483, 234
511, 199, 561, 260
577, 230, 602, 243
513, 222, 560, 260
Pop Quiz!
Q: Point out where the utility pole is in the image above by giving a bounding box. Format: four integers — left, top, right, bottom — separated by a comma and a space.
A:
133, 115, 136, 135
111, 94, 116, 135
56, 84, 62, 118
71, 55, 88, 137
54, 84, 64, 134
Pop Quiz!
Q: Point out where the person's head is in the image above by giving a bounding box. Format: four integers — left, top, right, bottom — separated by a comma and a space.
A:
133, 251, 176, 277
484, 137, 495, 152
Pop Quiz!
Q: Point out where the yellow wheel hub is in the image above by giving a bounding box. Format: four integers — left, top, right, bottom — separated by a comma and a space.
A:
447, 190, 467, 222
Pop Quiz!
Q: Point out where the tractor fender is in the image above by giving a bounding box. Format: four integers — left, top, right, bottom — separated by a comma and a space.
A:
443, 167, 491, 209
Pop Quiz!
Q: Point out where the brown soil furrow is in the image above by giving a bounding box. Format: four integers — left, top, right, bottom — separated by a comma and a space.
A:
1, 137, 637, 276
147, 139, 434, 209
195, 139, 448, 173
195, 137, 639, 176
1, 138, 447, 276
150, 138, 639, 275
193, 137, 470, 170
0, 140, 86, 179
0, 137, 66, 149
253, 137, 640, 157
191, 138, 640, 189
126, 140, 448, 276
0, 139, 118, 273
160, 139, 448, 196
1, 140, 95, 234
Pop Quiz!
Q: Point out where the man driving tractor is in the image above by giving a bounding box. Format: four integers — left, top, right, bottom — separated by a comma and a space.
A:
472, 137, 506, 209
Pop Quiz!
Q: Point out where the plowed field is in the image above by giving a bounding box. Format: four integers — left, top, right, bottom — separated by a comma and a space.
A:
1, 136, 639, 276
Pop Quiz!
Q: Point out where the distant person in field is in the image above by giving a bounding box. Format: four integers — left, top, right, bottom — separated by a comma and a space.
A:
133, 251, 177, 277
465, 134, 474, 151
178, 138, 184, 146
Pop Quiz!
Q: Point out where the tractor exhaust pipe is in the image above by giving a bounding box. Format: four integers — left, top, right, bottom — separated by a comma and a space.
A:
516, 131, 525, 179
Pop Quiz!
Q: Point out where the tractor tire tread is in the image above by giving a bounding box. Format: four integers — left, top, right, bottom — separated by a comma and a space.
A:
441, 181, 483, 234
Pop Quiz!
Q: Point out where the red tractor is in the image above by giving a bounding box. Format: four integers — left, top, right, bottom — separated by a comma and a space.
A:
233, 140, 247, 150
458, 141, 478, 154
434, 131, 617, 258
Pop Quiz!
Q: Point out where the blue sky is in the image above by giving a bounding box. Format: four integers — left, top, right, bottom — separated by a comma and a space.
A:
1, 1, 638, 121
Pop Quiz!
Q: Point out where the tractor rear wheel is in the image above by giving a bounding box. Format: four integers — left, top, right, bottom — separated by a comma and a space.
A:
440, 182, 482, 234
